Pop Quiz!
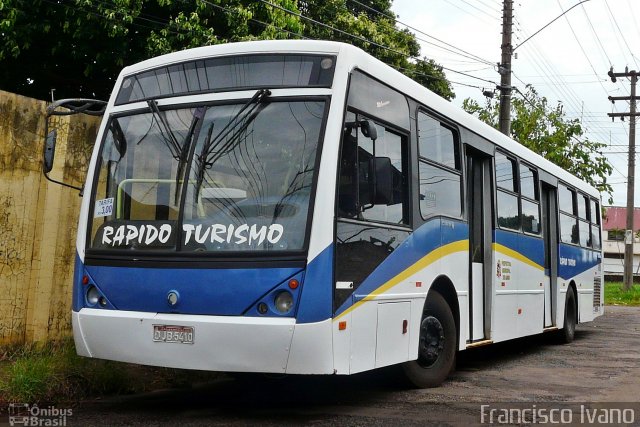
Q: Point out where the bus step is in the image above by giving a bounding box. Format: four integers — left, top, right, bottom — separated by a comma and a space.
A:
466, 339, 493, 349
543, 326, 559, 332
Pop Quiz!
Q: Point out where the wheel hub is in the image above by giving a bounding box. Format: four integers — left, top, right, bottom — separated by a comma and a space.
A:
418, 315, 445, 367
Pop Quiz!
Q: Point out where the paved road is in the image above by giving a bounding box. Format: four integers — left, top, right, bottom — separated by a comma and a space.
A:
66, 306, 640, 426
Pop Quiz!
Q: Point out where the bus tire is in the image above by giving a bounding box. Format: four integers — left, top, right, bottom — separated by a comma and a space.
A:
401, 291, 456, 388
559, 288, 577, 344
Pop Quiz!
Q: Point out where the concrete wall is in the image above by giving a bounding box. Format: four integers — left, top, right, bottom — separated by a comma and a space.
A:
0, 90, 99, 344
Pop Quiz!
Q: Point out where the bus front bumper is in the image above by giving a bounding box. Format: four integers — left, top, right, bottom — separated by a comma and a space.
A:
72, 308, 332, 374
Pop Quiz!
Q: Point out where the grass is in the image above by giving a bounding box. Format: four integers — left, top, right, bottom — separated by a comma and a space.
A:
0, 338, 220, 404
605, 282, 640, 306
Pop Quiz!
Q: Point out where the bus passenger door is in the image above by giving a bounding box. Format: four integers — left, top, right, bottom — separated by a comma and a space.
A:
466, 149, 493, 342
541, 184, 558, 327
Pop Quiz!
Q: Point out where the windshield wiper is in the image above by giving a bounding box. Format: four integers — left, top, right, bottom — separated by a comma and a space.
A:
193, 89, 271, 201
147, 100, 206, 204
147, 100, 182, 159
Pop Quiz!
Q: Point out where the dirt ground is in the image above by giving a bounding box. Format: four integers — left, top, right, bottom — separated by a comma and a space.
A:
5, 305, 640, 426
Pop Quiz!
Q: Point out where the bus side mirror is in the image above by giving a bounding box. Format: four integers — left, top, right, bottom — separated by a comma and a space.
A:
41, 98, 107, 194
372, 157, 393, 205
43, 129, 57, 174
360, 120, 377, 141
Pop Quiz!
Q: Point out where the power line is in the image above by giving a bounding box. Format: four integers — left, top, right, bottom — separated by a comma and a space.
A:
604, 0, 640, 70
198, 0, 311, 40
580, 3, 612, 67
469, 0, 502, 14
441, 0, 498, 25
348, 0, 495, 66
455, 0, 500, 21
256, 0, 498, 85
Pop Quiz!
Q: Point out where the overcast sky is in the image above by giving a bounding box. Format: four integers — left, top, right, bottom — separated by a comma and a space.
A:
391, 0, 640, 206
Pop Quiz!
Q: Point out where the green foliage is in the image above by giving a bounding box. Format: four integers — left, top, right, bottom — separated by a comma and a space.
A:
0, 338, 221, 403
0, 353, 59, 402
0, 339, 131, 402
605, 282, 640, 306
0, 0, 454, 101
463, 86, 613, 202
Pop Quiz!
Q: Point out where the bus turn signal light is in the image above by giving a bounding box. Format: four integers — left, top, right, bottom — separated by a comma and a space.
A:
82, 275, 89, 285
288, 279, 299, 289
338, 321, 347, 330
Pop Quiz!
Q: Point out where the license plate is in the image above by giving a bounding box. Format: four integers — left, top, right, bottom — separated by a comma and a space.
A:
153, 324, 195, 344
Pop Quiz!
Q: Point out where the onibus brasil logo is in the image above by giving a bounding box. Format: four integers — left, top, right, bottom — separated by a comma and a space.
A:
8, 403, 72, 426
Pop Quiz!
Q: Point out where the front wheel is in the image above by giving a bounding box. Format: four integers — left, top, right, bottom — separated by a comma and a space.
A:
401, 291, 457, 388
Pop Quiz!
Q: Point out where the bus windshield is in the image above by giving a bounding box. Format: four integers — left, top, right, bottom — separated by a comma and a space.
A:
89, 99, 326, 254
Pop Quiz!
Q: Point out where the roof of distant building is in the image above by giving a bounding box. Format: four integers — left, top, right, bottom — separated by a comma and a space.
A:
603, 206, 640, 230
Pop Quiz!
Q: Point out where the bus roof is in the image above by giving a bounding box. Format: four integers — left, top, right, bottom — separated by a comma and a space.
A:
117, 39, 600, 198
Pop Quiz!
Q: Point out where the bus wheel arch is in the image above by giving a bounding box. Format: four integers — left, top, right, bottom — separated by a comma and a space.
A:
401, 278, 458, 388
429, 276, 460, 349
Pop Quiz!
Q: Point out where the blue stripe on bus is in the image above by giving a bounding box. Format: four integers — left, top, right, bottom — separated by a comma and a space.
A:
494, 229, 545, 268
296, 244, 334, 323
333, 218, 469, 318
558, 243, 601, 280
80, 260, 303, 316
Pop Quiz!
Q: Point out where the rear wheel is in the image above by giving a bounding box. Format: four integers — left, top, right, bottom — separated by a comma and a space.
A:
559, 288, 577, 343
401, 291, 456, 388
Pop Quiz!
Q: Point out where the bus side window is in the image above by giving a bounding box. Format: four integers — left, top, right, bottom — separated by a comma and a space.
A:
559, 184, 579, 245
495, 152, 520, 230
590, 199, 601, 249
337, 112, 408, 225
520, 164, 540, 234
417, 111, 462, 219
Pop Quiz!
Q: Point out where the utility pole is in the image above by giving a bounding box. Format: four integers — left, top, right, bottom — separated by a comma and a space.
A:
608, 67, 639, 291
498, 0, 513, 136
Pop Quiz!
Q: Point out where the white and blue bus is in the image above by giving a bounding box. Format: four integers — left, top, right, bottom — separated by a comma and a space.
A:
45, 40, 604, 387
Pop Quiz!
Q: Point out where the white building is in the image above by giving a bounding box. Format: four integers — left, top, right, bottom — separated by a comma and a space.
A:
602, 206, 640, 278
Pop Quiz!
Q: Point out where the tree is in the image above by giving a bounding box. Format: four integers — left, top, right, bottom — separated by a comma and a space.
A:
0, 0, 453, 101
300, 0, 454, 99
0, 0, 305, 99
463, 86, 613, 202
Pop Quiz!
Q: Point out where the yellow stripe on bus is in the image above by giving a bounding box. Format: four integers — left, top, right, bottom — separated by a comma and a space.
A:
334, 239, 469, 321
493, 243, 544, 271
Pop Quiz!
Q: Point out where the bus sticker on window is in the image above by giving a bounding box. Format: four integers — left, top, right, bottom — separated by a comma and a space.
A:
94, 198, 114, 218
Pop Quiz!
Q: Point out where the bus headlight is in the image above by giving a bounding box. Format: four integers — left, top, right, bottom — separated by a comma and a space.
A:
274, 291, 294, 314
86, 286, 100, 306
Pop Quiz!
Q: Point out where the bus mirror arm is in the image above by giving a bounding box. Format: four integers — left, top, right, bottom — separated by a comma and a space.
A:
42, 98, 107, 195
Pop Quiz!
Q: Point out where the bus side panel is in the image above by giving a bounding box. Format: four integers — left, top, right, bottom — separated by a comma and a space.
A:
558, 244, 600, 324
492, 230, 546, 342
348, 300, 378, 374
493, 231, 524, 343
332, 311, 352, 374
333, 219, 469, 372
516, 235, 545, 338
